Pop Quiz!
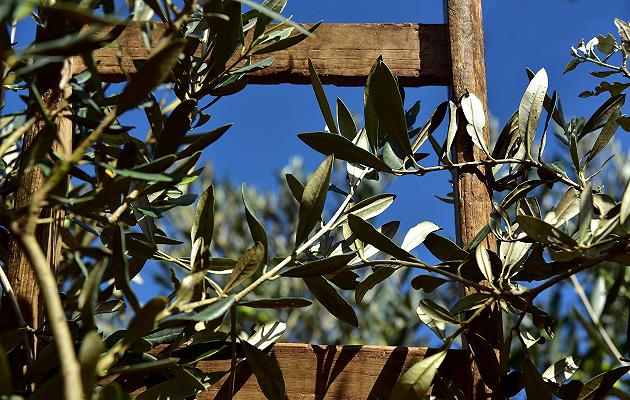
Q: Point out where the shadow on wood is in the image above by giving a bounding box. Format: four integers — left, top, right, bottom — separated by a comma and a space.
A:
122, 343, 466, 399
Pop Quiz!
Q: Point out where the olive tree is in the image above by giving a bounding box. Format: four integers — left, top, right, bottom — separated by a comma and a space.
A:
1, 0, 630, 399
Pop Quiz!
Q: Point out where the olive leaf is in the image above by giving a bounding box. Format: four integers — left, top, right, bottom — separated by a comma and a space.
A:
118, 38, 185, 113
367, 57, 413, 157
304, 276, 358, 327
389, 350, 447, 400
295, 156, 333, 246
519, 68, 548, 158
347, 214, 415, 262
241, 340, 286, 400
223, 242, 265, 293
461, 92, 490, 155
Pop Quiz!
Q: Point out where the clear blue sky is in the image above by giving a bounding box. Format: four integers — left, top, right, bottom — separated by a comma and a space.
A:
203, 0, 630, 244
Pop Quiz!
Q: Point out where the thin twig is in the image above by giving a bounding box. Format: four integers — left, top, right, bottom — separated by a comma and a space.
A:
355, 259, 498, 295
394, 158, 582, 190
570, 275, 629, 368
181, 169, 370, 311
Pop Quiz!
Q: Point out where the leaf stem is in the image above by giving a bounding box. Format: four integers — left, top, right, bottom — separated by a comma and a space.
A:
356, 259, 498, 295
570, 275, 629, 367
394, 158, 581, 190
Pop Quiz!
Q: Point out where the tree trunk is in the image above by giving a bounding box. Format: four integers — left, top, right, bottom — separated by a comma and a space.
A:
0, 8, 72, 381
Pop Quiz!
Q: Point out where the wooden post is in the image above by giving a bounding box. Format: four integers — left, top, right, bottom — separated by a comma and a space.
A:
1, 9, 72, 346
446, 0, 503, 398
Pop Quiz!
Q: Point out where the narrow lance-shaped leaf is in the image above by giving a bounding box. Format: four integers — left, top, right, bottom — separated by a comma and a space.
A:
576, 365, 630, 400
240, 298, 312, 309
304, 276, 358, 327
538, 91, 557, 161
295, 156, 333, 246
333, 193, 396, 228
153, 99, 196, 159
308, 59, 337, 133
419, 299, 460, 324
237, 0, 312, 36
445, 101, 458, 164
519, 68, 548, 158
337, 98, 358, 141
522, 356, 553, 400
585, 107, 621, 164
253, 22, 321, 55
423, 233, 468, 262
542, 356, 581, 384
298, 132, 391, 171
253, 0, 287, 40
166, 295, 235, 322
461, 92, 490, 156
621, 178, 630, 225
579, 94, 626, 139
355, 267, 396, 304
223, 242, 265, 293
118, 38, 185, 113
190, 185, 214, 269
578, 183, 593, 244
112, 224, 140, 312
241, 340, 286, 400
242, 184, 268, 262
389, 350, 447, 400
347, 214, 415, 262
368, 58, 413, 157
364, 60, 379, 150
285, 173, 304, 202
475, 243, 494, 283
401, 221, 441, 252
411, 275, 449, 293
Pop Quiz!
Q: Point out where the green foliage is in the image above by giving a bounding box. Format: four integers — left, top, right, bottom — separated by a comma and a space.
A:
1, 2, 630, 399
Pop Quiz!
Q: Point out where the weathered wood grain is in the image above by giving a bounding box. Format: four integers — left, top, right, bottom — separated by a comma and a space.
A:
446, 0, 503, 398
72, 23, 451, 86
120, 343, 467, 399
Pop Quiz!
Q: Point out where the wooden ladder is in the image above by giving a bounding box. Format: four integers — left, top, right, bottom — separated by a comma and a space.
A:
56, 0, 502, 398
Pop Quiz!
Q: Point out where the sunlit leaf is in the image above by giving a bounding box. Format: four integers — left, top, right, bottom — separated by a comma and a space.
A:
461, 92, 490, 155
389, 350, 447, 400
519, 68, 548, 157
368, 58, 413, 157
347, 214, 415, 262
223, 242, 265, 292
542, 356, 581, 384
401, 221, 441, 252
